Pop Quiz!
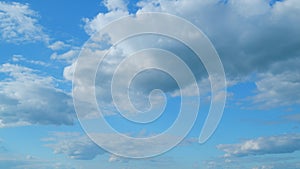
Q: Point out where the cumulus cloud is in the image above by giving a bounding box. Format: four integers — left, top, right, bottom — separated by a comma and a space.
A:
137, 0, 300, 76
80, 0, 300, 110
44, 132, 105, 160
0, 1, 48, 43
83, 0, 129, 35
0, 63, 75, 127
217, 134, 300, 157
70, 26, 220, 118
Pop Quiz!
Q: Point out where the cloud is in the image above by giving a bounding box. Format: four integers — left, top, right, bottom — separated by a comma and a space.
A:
217, 134, 300, 157
0, 63, 75, 127
48, 41, 71, 51
44, 132, 105, 160
69, 26, 221, 118
203, 152, 300, 169
11, 54, 49, 67
246, 56, 300, 109
137, 0, 300, 76
108, 154, 128, 163
252, 162, 300, 169
80, 0, 300, 110
83, 0, 129, 35
44, 131, 196, 160
251, 71, 300, 109
203, 155, 300, 169
50, 47, 80, 63
0, 1, 48, 43
80, 133, 197, 158
103, 0, 128, 11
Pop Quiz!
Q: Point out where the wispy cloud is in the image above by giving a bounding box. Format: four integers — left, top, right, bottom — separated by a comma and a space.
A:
43, 132, 105, 160
11, 54, 50, 67
0, 1, 48, 44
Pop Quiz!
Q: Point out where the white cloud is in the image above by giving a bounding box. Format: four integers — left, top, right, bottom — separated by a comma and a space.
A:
70, 30, 219, 118
252, 71, 300, 109
108, 154, 126, 163
12, 54, 49, 67
50, 48, 80, 63
103, 0, 128, 11
252, 162, 300, 169
204, 155, 300, 169
0, 1, 48, 43
252, 165, 274, 169
83, 10, 129, 35
83, 0, 129, 35
80, 0, 300, 110
247, 56, 300, 108
44, 131, 196, 160
44, 132, 105, 160
0, 63, 74, 127
217, 134, 300, 157
48, 41, 70, 51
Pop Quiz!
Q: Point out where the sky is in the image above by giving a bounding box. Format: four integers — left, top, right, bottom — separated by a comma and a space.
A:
0, 0, 300, 168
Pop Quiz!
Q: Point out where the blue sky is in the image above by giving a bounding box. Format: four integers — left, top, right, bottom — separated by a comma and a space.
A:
0, 0, 300, 168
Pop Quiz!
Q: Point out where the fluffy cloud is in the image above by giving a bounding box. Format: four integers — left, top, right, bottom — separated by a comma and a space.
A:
44, 132, 105, 160
71, 17, 226, 120
48, 41, 71, 51
0, 1, 48, 43
0, 63, 75, 127
217, 134, 300, 157
137, 0, 300, 76
83, 0, 129, 35
80, 0, 300, 109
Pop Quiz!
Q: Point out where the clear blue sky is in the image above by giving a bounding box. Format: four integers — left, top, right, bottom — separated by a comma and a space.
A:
0, 0, 300, 169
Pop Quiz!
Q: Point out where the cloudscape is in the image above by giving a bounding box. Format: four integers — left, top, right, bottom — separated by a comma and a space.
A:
0, 0, 299, 168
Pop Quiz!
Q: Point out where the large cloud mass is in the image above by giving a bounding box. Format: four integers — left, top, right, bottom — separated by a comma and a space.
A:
72, 0, 300, 113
